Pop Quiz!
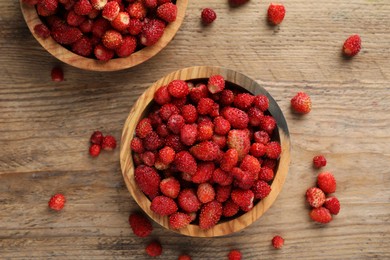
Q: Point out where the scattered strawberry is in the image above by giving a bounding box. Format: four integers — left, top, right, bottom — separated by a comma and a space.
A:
190, 141, 220, 161
174, 151, 197, 175
34, 23, 50, 39
178, 188, 201, 213
140, 18, 166, 46
129, 212, 153, 237
178, 254, 192, 260
306, 187, 326, 208
201, 8, 217, 25
145, 241, 162, 257
157, 2, 177, 22
222, 199, 240, 217
169, 212, 192, 229
231, 189, 254, 208
197, 183, 216, 203
89, 144, 101, 157
317, 171, 336, 194
228, 249, 242, 260
150, 195, 178, 216
267, 3, 285, 25
160, 177, 180, 198
90, 131, 104, 145
102, 0, 120, 21
199, 200, 223, 230
324, 196, 340, 215
221, 107, 249, 129
266, 141, 281, 159
101, 135, 116, 150
313, 155, 327, 168
48, 193, 66, 211
229, 0, 249, 6
272, 235, 284, 249
310, 207, 332, 223
51, 66, 64, 82
291, 92, 312, 114
227, 130, 251, 160
343, 34, 361, 57
251, 180, 271, 199
135, 165, 161, 199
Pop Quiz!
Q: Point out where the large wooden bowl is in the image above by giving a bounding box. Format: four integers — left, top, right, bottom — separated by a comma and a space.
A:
120, 66, 291, 237
19, 0, 188, 71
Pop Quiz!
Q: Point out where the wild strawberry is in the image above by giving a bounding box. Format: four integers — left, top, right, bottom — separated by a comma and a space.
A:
219, 89, 234, 106
51, 23, 83, 45
37, 3, 56, 16
180, 124, 198, 146
267, 3, 285, 25
231, 168, 256, 189
178, 188, 201, 213
215, 185, 231, 203
141, 151, 156, 166
201, 8, 217, 25
324, 196, 340, 215
154, 86, 171, 105
157, 0, 171, 4
262, 158, 277, 170
102, 0, 120, 21
145, 241, 162, 257
227, 130, 251, 160
140, 18, 166, 46
229, 0, 249, 6
266, 141, 281, 159
190, 141, 220, 161
128, 18, 143, 35
310, 207, 332, 223
251, 180, 271, 199
221, 107, 249, 129
159, 103, 180, 121
133, 153, 142, 166
73, 0, 92, 15
34, 23, 50, 39
39, 0, 58, 13
240, 155, 261, 175
228, 249, 242, 260
135, 165, 161, 199
91, 0, 107, 10
169, 212, 192, 229
48, 193, 66, 211
144, 131, 164, 151
199, 200, 223, 230
178, 254, 192, 260
167, 80, 190, 98
197, 98, 215, 115
90, 130, 103, 145
259, 115, 276, 134
131, 137, 144, 153
160, 177, 180, 198
272, 235, 284, 249
291, 92, 312, 114
144, 0, 157, 8
94, 44, 115, 61
250, 143, 266, 157
343, 34, 361, 57
213, 168, 233, 186
135, 118, 153, 139
101, 135, 116, 150
158, 146, 175, 165
192, 162, 215, 183
71, 36, 92, 57
174, 151, 197, 175
258, 167, 274, 182
206, 75, 225, 94
220, 149, 238, 172
129, 212, 153, 237
210, 103, 220, 117
253, 130, 270, 145
231, 189, 254, 208
111, 11, 130, 32
197, 120, 214, 141
197, 183, 216, 203
51, 66, 64, 82
165, 134, 185, 152
116, 35, 137, 57
91, 17, 111, 37
167, 114, 185, 134
306, 187, 326, 208
102, 29, 123, 49
172, 97, 188, 109
157, 2, 177, 22
247, 107, 263, 126
128, 1, 147, 20
150, 196, 178, 215
67, 10, 86, 27
181, 104, 198, 123
212, 135, 227, 149
222, 199, 240, 217
234, 93, 254, 110
213, 116, 230, 135
189, 83, 209, 103
253, 95, 269, 111
317, 172, 336, 194
313, 155, 327, 168
156, 124, 169, 138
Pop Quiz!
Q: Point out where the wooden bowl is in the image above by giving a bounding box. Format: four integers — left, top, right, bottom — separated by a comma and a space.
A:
120, 66, 291, 237
19, 0, 188, 71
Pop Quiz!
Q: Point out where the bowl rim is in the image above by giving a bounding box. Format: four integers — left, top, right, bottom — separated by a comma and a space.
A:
120, 66, 291, 237
19, 0, 188, 71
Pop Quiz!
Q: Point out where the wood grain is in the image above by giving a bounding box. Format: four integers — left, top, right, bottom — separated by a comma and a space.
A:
1, 0, 390, 259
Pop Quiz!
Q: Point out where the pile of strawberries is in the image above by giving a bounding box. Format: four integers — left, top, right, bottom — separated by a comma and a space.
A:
23, 0, 178, 61
131, 74, 282, 230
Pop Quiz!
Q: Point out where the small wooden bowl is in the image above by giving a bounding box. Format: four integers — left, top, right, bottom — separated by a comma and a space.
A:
120, 66, 291, 237
19, 0, 188, 71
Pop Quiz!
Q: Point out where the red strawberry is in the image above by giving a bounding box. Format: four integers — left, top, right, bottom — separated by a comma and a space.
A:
215, 184, 231, 203
199, 200, 222, 230
145, 241, 162, 257
156, 124, 169, 138
89, 143, 101, 157
37, 3, 56, 16
313, 155, 327, 168
167, 80, 190, 98
67, 10, 86, 27
253, 95, 269, 111
135, 118, 153, 139
51, 66, 64, 82
306, 187, 326, 208
190, 141, 220, 161
291, 92, 312, 114
111, 11, 130, 32
197, 98, 215, 115
51, 23, 83, 45
220, 149, 239, 172
192, 162, 215, 184
48, 193, 66, 211
324, 196, 340, 215
213, 116, 231, 135
247, 107, 263, 126
228, 249, 242, 260
144, 0, 157, 8
91, 17, 111, 37
167, 114, 185, 134
91, 0, 107, 10
71, 36, 92, 57
317, 172, 336, 194
134, 165, 161, 199
212, 134, 227, 149
101, 135, 116, 150
222, 199, 240, 217
310, 207, 332, 223
178, 188, 201, 213
158, 146, 175, 165
131, 137, 144, 153
251, 180, 271, 199
174, 151, 197, 175
39, 0, 58, 13
160, 177, 180, 198
250, 143, 266, 157
128, 18, 143, 35
258, 167, 274, 182
102, 29, 123, 49
90, 130, 103, 145
129, 212, 153, 237
116, 35, 137, 57
150, 195, 178, 215
141, 151, 156, 166
94, 44, 115, 61
169, 212, 192, 229
231, 168, 256, 189
267, 3, 285, 25
227, 130, 251, 161
189, 83, 209, 103
231, 189, 254, 208
102, 0, 120, 21
74, 0, 92, 15
180, 124, 198, 146
220, 89, 234, 106
259, 115, 276, 134
154, 85, 172, 105
181, 104, 198, 124
157, 2, 177, 22
272, 235, 284, 249
240, 155, 261, 176
201, 8, 217, 25
221, 107, 249, 129
165, 134, 185, 152
262, 158, 277, 170
207, 75, 225, 94
266, 141, 281, 159
234, 93, 254, 110
140, 18, 166, 46
253, 130, 270, 145
229, 0, 249, 6
159, 103, 180, 121
197, 120, 214, 141
197, 183, 216, 203
212, 168, 233, 186
343, 35, 361, 57
143, 131, 163, 151
128, 1, 147, 20
34, 23, 50, 39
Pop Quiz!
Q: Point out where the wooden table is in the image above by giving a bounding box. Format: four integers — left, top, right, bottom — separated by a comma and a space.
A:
1, 0, 389, 259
